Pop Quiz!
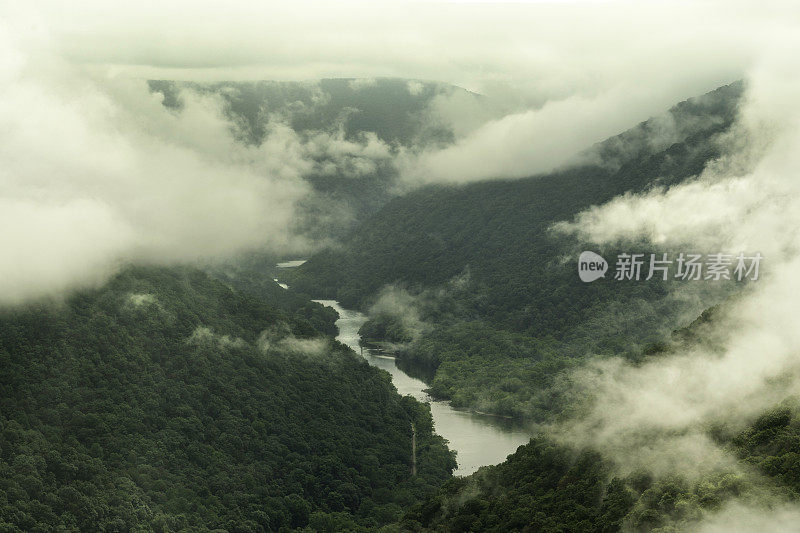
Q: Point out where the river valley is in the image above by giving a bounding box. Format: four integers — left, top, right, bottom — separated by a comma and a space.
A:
312, 299, 531, 476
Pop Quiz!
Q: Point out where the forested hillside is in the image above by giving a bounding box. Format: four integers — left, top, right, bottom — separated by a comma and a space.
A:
399, 300, 800, 532
0, 267, 455, 532
288, 82, 744, 419
400, 403, 800, 533
207, 253, 341, 337
291, 81, 741, 313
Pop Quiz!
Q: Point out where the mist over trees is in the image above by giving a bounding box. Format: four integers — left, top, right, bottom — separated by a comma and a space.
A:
289, 82, 744, 419
4, 1, 800, 530
0, 267, 455, 531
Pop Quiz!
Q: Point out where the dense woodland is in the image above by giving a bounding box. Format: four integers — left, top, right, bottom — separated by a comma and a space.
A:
6, 80, 798, 532
289, 82, 745, 419
398, 301, 800, 532
206, 253, 340, 337
400, 404, 800, 532
0, 267, 455, 531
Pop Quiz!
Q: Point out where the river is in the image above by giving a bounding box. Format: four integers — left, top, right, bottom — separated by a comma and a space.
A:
312, 299, 531, 476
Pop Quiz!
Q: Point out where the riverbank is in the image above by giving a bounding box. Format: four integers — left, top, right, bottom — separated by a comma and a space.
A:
311, 298, 531, 476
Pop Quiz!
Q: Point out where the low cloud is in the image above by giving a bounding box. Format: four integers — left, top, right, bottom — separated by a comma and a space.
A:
4, 0, 800, 314
9, 0, 782, 190
400, 88, 708, 185
547, 31, 800, 526
0, 29, 311, 303
367, 285, 429, 344
126, 293, 158, 308
696, 500, 800, 533
257, 324, 329, 357
0, 18, 402, 305
187, 326, 247, 350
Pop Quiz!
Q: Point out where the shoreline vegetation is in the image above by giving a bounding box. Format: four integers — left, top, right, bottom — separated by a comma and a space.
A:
360, 337, 521, 422
0, 266, 457, 531
288, 82, 745, 422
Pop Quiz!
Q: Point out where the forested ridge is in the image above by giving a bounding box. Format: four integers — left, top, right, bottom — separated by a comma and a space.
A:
2, 81, 782, 533
0, 267, 455, 532
149, 78, 461, 148
288, 81, 745, 419
398, 301, 800, 532
400, 403, 800, 533
207, 253, 340, 337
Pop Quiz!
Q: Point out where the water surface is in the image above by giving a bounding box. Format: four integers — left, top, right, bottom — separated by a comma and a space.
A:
313, 299, 531, 476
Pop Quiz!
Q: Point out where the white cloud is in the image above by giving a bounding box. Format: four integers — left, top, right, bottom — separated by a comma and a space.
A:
549, 26, 800, 493
0, 41, 310, 303
188, 326, 247, 349
2, 0, 799, 307
0, 13, 406, 304
696, 500, 800, 533
6, 0, 781, 189
400, 88, 696, 184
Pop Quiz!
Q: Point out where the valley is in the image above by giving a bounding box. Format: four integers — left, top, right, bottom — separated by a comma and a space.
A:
5, 5, 800, 528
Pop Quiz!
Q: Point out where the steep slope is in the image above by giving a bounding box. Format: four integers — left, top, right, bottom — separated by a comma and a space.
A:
399, 301, 800, 532
207, 252, 341, 337
291, 81, 742, 313
400, 407, 800, 533
289, 82, 744, 418
0, 266, 455, 531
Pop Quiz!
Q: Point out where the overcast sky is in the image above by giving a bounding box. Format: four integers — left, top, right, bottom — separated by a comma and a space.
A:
7, 1, 776, 88
1, 0, 798, 303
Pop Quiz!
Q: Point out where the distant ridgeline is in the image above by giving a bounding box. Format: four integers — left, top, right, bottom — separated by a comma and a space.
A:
0, 266, 455, 531
148, 78, 479, 239
148, 78, 464, 147
288, 81, 745, 419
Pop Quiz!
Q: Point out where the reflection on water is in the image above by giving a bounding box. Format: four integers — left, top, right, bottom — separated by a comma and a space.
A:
313, 299, 531, 476
277, 260, 307, 268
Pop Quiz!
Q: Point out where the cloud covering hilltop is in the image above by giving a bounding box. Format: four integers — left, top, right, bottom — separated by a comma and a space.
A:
0, 0, 796, 305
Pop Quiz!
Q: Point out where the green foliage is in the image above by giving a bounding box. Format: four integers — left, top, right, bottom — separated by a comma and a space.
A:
358, 314, 413, 344
396, 321, 572, 419
731, 405, 800, 493
206, 252, 340, 337
289, 82, 744, 420
0, 266, 454, 531
403, 402, 800, 532
401, 437, 635, 532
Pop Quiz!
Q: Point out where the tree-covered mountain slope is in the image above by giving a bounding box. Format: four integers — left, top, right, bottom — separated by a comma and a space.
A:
0, 266, 455, 532
287, 82, 744, 419
149, 78, 464, 148
207, 252, 341, 337
290, 81, 741, 314
399, 404, 800, 533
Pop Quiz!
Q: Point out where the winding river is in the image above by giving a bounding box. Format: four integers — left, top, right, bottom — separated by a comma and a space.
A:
276, 260, 530, 475
313, 299, 531, 476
